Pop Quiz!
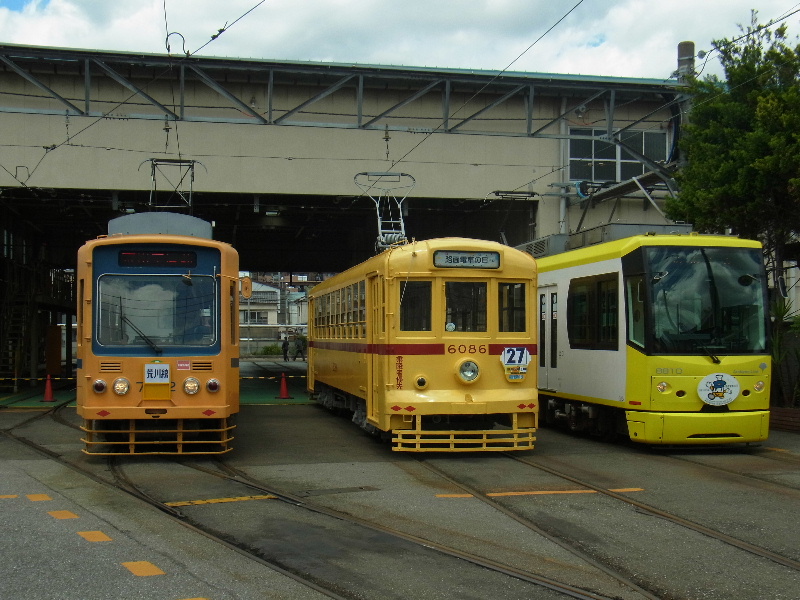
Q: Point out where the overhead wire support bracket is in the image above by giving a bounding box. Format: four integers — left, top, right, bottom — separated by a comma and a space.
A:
139, 158, 206, 210
488, 190, 540, 201
354, 172, 415, 252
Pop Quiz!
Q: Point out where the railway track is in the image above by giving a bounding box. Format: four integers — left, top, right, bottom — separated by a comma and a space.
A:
5, 399, 800, 599
176, 458, 641, 600
3, 405, 630, 600
415, 457, 661, 600
2, 406, 350, 600
407, 450, 800, 600
503, 453, 800, 571
659, 444, 800, 490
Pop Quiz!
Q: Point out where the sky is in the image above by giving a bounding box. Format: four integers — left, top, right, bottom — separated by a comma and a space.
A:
0, 0, 798, 81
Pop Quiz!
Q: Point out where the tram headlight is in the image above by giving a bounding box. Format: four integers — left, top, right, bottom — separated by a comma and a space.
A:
206, 379, 220, 393
92, 379, 107, 393
754, 380, 765, 392
656, 381, 670, 393
112, 378, 130, 395
457, 360, 480, 383
183, 377, 201, 395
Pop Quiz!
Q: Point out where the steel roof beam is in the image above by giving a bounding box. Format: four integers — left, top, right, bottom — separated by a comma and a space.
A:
92, 59, 179, 120
0, 55, 85, 115
361, 80, 442, 129
274, 74, 356, 125
186, 64, 268, 124
529, 88, 609, 136
448, 84, 526, 132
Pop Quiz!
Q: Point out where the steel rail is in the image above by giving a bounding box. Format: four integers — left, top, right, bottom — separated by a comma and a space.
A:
196, 459, 624, 600
1, 423, 349, 600
415, 457, 662, 600
507, 453, 800, 571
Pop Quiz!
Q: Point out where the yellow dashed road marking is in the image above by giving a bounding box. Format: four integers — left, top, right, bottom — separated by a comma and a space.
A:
489, 489, 597, 497
122, 561, 165, 577
78, 531, 112, 542
48, 510, 79, 519
437, 487, 644, 498
0, 495, 19, 499
27, 494, 52, 501
165, 494, 277, 507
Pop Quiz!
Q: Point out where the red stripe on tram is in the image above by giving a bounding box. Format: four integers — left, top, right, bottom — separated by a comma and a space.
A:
309, 341, 537, 356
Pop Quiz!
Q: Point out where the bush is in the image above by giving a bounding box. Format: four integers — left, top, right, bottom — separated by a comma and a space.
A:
259, 343, 282, 356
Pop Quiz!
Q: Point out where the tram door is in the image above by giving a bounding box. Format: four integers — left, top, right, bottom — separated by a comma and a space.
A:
367, 274, 384, 421
538, 285, 559, 391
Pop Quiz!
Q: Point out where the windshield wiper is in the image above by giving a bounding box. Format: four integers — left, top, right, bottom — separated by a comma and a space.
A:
120, 314, 162, 355
699, 344, 721, 364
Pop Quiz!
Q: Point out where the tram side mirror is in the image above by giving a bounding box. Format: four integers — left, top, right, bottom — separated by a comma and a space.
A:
241, 276, 253, 299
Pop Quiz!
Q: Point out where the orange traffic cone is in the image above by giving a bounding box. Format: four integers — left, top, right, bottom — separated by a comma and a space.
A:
275, 372, 294, 399
42, 375, 55, 402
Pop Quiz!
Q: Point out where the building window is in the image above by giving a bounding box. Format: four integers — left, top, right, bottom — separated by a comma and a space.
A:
569, 128, 668, 183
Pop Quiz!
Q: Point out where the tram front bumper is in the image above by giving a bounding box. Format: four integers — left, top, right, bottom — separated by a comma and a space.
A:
625, 410, 770, 444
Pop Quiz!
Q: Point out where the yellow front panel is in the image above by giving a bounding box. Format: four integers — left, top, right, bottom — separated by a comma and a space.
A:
77, 355, 236, 420
627, 410, 770, 444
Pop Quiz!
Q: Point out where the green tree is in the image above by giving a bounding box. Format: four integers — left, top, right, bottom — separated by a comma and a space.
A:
666, 11, 800, 288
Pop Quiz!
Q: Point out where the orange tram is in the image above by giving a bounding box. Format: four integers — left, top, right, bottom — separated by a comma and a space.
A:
76, 212, 250, 455
307, 238, 538, 451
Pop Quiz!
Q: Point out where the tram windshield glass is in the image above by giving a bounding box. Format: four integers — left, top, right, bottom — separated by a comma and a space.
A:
96, 274, 217, 349
625, 246, 768, 355
399, 279, 526, 333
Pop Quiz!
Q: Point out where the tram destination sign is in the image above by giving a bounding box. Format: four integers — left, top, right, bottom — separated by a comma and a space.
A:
433, 250, 500, 269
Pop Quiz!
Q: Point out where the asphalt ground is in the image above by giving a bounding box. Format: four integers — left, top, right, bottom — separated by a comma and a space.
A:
0, 358, 323, 600
2, 360, 800, 599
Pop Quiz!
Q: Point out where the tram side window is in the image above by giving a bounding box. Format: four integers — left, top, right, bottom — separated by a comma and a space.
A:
346, 285, 354, 337
567, 274, 618, 350
625, 275, 645, 349
320, 294, 330, 338
400, 281, 432, 331
358, 280, 366, 337
446, 282, 487, 332
499, 282, 526, 332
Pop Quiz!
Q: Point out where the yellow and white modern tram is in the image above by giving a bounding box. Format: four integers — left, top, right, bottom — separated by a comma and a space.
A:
533, 231, 770, 444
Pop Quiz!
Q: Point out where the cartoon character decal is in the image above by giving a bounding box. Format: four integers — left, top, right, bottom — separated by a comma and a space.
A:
697, 373, 741, 406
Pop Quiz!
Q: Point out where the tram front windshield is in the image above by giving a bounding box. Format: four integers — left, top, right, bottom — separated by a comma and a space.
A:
96, 274, 217, 349
625, 246, 768, 355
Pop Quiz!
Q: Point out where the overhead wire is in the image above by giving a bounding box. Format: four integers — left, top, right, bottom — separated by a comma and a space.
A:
497, 4, 800, 200
386, 0, 587, 171
1, 1, 268, 185
694, 5, 800, 77
2, 1, 797, 214
352, 0, 587, 205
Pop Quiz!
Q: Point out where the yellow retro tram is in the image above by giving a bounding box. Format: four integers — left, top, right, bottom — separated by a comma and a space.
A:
531, 230, 771, 444
76, 212, 249, 455
308, 237, 538, 451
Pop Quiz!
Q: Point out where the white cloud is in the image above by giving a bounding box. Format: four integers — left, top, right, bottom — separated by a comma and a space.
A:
0, 0, 796, 79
